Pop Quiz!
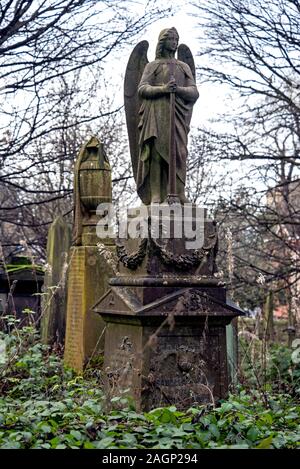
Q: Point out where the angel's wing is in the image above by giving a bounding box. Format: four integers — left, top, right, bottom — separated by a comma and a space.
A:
124, 40, 149, 182
177, 43, 196, 80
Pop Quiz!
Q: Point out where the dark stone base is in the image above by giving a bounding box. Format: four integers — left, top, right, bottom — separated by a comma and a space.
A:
93, 278, 243, 411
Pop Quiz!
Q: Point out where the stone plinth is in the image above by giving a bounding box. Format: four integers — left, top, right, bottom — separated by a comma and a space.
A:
94, 206, 243, 409
116, 205, 218, 278
93, 277, 243, 410
64, 243, 114, 373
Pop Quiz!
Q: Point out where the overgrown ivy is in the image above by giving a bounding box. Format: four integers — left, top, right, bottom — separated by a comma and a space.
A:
0, 323, 299, 449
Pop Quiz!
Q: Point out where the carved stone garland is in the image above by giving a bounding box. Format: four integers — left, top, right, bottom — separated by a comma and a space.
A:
150, 237, 208, 270
115, 237, 148, 270
115, 223, 218, 272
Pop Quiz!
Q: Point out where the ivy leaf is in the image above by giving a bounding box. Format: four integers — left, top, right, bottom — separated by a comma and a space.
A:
246, 426, 260, 442
259, 413, 273, 425
209, 424, 220, 439
70, 430, 83, 441
95, 437, 115, 449
256, 436, 273, 449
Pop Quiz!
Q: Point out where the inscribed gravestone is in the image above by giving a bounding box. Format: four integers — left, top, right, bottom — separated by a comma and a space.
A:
41, 216, 71, 345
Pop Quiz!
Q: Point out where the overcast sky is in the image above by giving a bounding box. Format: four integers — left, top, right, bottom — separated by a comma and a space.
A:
107, 0, 229, 129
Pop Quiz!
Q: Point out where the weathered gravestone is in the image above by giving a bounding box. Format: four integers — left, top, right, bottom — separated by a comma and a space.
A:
41, 216, 71, 345
0, 253, 44, 327
226, 318, 238, 386
93, 28, 244, 410
64, 136, 115, 373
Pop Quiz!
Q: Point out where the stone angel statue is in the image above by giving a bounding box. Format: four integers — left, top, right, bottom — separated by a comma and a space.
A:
124, 27, 199, 204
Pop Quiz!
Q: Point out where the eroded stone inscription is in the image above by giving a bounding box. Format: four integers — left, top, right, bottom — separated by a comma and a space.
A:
64, 249, 85, 371
107, 335, 135, 393
145, 331, 220, 409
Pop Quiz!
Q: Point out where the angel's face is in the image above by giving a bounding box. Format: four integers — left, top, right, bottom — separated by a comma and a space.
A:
164, 32, 179, 53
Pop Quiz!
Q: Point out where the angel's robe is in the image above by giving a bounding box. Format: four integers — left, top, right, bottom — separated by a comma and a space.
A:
137, 58, 199, 203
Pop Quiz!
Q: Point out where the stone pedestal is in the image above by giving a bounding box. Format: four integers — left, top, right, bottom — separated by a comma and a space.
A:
64, 243, 114, 373
94, 278, 242, 410
93, 207, 243, 409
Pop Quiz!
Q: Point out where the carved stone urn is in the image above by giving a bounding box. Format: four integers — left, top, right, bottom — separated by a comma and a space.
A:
76, 136, 112, 246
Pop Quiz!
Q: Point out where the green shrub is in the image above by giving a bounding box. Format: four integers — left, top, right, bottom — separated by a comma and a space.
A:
239, 338, 300, 396
0, 391, 299, 449
0, 324, 299, 449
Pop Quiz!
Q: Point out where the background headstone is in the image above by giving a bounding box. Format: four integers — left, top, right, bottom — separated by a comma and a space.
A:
226, 318, 238, 386
41, 216, 71, 345
0, 253, 44, 329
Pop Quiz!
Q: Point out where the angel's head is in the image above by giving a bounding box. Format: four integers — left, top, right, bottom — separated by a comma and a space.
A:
155, 27, 179, 59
